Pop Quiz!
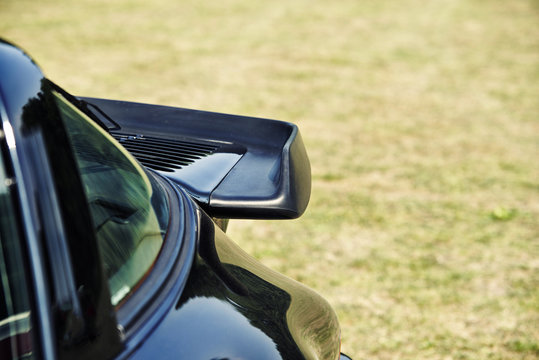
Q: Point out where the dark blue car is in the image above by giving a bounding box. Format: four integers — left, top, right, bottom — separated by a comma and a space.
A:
0, 39, 351, 360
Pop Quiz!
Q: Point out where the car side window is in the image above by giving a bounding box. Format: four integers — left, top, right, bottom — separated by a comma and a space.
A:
0, 152, 34, 359
53, 93, 169, 306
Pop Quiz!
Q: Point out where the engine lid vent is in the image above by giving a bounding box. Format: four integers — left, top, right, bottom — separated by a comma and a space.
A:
111, 133, 219, 172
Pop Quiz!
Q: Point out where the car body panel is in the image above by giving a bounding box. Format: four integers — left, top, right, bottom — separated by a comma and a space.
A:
128, 208, 340, 360
0, 39, 122, 360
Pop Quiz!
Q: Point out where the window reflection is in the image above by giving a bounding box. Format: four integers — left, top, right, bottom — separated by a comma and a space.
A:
55, 93, 169, 305
0, 150, 34, 359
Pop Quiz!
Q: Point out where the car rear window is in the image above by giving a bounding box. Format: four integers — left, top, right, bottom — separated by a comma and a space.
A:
54, 92, 169, 306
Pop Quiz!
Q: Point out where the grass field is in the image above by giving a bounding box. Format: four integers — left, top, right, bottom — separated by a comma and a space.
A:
1, 0, 538, 359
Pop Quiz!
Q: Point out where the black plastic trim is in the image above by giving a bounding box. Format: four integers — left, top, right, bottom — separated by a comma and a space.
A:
78, 97, 311, 219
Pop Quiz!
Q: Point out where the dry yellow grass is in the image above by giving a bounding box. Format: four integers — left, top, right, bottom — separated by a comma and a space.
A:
1, 0, 538, 359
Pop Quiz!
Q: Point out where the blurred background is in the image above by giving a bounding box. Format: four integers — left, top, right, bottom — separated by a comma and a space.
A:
1, 0, 537, 359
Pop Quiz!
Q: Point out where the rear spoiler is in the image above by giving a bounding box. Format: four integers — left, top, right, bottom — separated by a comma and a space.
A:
79, 97, 311, 219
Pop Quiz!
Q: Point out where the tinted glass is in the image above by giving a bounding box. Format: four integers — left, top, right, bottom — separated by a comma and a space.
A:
54, 93, 169, 305
0, 150, 34, 359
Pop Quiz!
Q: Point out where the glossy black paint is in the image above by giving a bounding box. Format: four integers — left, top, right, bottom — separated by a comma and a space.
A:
0, 39, 121, 360
128, 206, 341, 360
79, 97, 312, 220
0, 39, 351, 360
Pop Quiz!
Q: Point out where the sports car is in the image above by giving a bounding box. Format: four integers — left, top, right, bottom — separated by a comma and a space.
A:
0, 39, 351, 360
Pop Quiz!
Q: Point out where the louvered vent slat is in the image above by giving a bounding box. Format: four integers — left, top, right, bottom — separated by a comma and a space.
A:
126, 151, 191, 167
126, 136, 217, 151
115, 141, 207, 159
112, 133, 219, 172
